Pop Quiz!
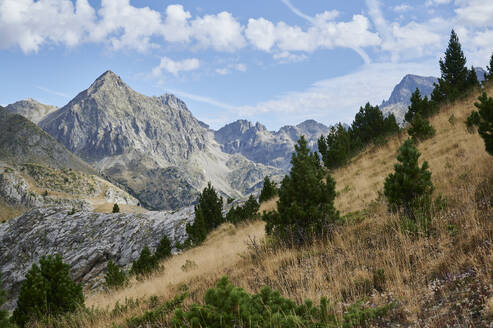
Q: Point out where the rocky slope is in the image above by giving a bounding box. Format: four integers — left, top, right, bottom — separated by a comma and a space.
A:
5, 98, 58, 124
0, 206, 195, 310
0, 107, 95, 174
214, 119, 330, 170
0, 162, 138, 219
39, 71, 282, 210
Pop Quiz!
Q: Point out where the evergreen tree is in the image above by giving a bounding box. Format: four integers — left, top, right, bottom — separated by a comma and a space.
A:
259, 176, 278, 203
384, 139, 434, 217
186, 183, 224, 246
408, 113, 436, 142
318, 123, 352, 169
12, 255, 84, 327
104, 260, 128, 290
486, 52, 493, 81
466, 66, 480, 89
130, 246, 159, 278
112, 203, 120, 213
405, 89, 434, 123
226, 195, 259, 225
432, 30, 469, 103
264, 136, 340, 245
155, 235, 172, 261
0, 274, 13, 328
475, 92, 493, 155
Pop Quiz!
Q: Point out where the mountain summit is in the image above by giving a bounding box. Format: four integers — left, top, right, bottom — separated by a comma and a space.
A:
39, 71, 281, 210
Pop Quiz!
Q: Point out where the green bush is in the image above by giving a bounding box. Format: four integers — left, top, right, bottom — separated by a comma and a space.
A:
12, 254, 84, 327
259, 176, 278, 203
104, 260, 128, 290
408, 113, 436, 142
384, 139, 434, 226
130, 247, 159, 279
126, 292, 187, 328
264, 136, 340, 245
226, 195, 259, 225
112, 203, 120, 213
171, 276, 392, 328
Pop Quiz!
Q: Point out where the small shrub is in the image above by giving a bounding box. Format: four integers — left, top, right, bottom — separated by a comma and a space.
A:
170, 276, 393, 328
226, 195, 259, 225
68, 208, 76, 215
448, 114, 456, 125
181, 260, 198, 272
104, 260, 128, 290
475, 92, 493, 155
112, 203, 120, 213
130, 247, 159, 279
126, 292, 187, 328
12, 255, 84, 327
373, 269, 386, 292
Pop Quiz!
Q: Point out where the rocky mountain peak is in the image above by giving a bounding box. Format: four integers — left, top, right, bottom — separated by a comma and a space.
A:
158, 93, 189, 112
5, 98, 58, 124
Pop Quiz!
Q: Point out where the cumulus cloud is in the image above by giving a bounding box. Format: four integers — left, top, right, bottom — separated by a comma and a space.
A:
245, 12, 381, 63
0, 0, 96, 53
215, 63, 247, 75
455, 0, 493, 27
152, 56, 200, 77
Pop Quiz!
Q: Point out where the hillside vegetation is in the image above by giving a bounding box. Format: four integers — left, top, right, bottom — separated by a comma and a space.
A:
27, 82, 493, 327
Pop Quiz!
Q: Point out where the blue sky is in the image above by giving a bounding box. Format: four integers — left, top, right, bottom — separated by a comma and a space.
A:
0, 0, 492, 130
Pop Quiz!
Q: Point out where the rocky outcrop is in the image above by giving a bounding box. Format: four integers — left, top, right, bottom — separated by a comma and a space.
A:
214, 119, 330, 171
5, 99, 58, 124
0, 206, 195, 310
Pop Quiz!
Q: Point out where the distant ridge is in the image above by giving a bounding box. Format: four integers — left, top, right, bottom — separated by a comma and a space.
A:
5, 98, 58, 124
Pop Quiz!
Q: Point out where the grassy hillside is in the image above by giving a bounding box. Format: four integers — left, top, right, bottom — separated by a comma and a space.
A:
32, 86, 493, 327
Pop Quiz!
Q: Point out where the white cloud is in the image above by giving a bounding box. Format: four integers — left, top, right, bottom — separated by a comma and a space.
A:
393, 4, 412, 12
425, 0, 451, 7
152, 57, 200, 77
245, 13, 380, 62
190, 11, 246, 52
215, 63, 247, 75
0, 0, 96, 53
455, 0, 493, 27
161, 4, 192, 43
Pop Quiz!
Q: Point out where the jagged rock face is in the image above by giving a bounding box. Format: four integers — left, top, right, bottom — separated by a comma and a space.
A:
0, 107, 95, 174
0, 206, 195, 310
38, 71, 283, 210
5, 99, 58, 124
39, 71, 207, 164
214, 119, 329, 171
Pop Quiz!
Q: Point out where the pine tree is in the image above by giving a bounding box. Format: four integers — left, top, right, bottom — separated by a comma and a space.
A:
405, 89, 434, 123
486, 53, 493, 81
0, 274, 13, 328
259, 176, 277, 203
226, 195, 259, 225
155, 235, 172, 261
104, 260, 128, 290
185, 183, 224, 246
130, 246, 159, 278
264, 136, 340, 245
318, 123, 352, 169
12, 255, 84, 327
408, 113, 436, 142
466, 66, 480, 89
384, 139, 434, 217
475, 92, 493, 155
432, 30, 469, 103
112, 203, 120, 213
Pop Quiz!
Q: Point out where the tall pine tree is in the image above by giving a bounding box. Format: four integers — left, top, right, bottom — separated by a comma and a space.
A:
432, 30, 469, 103
259, 176, 278, 203
264, 136, 340, 245
486, 52, 493, 81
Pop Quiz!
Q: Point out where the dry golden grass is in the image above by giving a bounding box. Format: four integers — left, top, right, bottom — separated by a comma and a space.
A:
31, 86, 493, 327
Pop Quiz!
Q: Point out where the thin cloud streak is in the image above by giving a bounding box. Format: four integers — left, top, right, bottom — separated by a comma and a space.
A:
35, 86, 71, 99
